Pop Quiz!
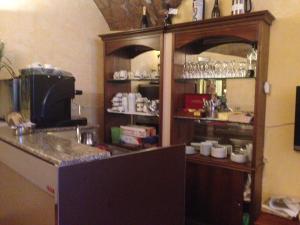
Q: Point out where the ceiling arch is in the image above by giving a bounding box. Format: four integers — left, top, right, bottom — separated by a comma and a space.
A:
94, 0, 182, 30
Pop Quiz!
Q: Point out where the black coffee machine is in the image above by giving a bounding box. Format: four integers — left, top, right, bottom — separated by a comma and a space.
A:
20, 68, 87, 128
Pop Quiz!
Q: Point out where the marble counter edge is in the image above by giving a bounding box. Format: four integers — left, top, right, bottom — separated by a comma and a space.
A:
0, 127, 110, 167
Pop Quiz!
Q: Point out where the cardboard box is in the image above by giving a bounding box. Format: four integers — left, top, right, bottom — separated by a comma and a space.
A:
120, 125, 156, 138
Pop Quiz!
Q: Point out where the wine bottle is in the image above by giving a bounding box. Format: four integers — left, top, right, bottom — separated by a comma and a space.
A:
193, 0, 205, 21
211, 0, 221, 18
141, 6, 149, 29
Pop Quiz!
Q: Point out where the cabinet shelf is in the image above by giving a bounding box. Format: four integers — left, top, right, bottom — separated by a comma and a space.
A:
110, 143, 145, 151
106, 79, 159, 83
107, 109, 158, 117
186, 154, 253, 173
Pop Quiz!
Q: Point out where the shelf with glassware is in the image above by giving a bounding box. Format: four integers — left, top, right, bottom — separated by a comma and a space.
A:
168, 11, 274, 225
100, 29, 163, 150
171, 41, 257, 141
171, 41, 258, 131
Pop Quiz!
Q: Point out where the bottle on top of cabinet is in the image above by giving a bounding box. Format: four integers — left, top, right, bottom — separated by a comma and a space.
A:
141, 6, 149, 28
231, 0, 252, 15
211, 0, 221, 18
193, 0, 205, 21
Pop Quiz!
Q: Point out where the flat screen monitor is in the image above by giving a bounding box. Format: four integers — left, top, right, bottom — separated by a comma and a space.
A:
294, 86, 300, 151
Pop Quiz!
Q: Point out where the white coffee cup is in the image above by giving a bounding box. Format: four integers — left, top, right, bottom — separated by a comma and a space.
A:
112, 97, 121, 103
211, 146, 227, 159
230, 152, 248, 163
119, 70, 128, 80
185, 146, 196, 154
113, 71, 120, 80
205, 140, 218, 146
191, 142, 202, 151
117, 106, 125, 112
219, 144, 233, 156
200, 142, 213, 156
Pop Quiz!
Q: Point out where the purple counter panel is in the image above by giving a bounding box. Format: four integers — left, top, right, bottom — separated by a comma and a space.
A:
58, 145, 185, 225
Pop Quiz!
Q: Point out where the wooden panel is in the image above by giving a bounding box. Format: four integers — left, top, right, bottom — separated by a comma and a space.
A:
0, 162, 55, 225
252, 21, 272, 167
174, 23, 259, 49
58, 145, 185, 225
186, 163, 246, 225
187, 154, 252, 173
250, 165, 264, 223
105, 34, 162, 56
172, 118, 194, 144
255, 213, 300, 225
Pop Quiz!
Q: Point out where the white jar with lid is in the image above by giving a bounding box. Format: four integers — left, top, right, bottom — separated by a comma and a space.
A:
128, 93, 136, 113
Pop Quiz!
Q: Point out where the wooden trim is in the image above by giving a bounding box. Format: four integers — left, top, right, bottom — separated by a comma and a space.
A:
58, 145, 186, 225
159, 33, 164, 146
170, 33, 175, 145
99, 11, 275, 40
167, 10, 274, 225
165, 10, 274, 33
186, 154, 253, 173
99, 26, 164, 41
101, 32, 164, 146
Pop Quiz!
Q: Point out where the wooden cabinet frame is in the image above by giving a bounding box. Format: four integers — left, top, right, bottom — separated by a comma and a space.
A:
100, 28, 164, 146
166, 11, 274, 225
100, 11, 274, 225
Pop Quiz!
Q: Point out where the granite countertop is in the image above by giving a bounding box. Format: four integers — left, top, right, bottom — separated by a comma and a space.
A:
0, 126, 111, 167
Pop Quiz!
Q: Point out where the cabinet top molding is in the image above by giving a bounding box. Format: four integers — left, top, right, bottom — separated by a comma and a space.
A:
99, 10, 274, 40
165, 10, 275, 33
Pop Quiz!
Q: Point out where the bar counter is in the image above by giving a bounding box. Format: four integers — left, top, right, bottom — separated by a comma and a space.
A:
0, 126, 110, 166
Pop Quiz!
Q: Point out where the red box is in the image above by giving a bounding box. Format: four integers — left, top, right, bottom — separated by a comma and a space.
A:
184, 94, 211, 110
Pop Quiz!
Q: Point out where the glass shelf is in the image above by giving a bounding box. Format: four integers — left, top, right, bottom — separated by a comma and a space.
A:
174, 77, 255, 82
106, 79, 159, 83
173, 114, 253, 126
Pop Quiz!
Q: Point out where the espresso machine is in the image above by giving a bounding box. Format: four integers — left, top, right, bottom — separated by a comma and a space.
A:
19, 68, 87, 128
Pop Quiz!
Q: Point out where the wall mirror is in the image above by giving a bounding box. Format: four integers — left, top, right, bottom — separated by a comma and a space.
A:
182, 42, 256, 112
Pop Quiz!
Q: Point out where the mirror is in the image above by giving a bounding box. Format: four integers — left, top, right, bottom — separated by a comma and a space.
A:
183, 43, 256, 112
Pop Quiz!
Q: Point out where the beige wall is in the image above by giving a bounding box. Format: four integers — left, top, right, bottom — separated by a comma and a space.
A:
1, 0, 299, 200
0, 0, 109, 132
175, 0, 300, 199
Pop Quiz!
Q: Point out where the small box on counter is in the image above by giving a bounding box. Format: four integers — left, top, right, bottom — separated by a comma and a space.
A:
184, 94, 211, 110
120, 125, 156, 138
120, 135, 159, 147
120, 135, 142, 146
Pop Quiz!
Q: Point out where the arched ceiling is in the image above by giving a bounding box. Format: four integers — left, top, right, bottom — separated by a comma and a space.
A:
94, 0, 182, 30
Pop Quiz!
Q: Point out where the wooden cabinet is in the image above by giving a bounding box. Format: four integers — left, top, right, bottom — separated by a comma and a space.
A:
100, 28, 164, 148
166, 11, 274, 225
99, 11, 275, 225
186, 163, 247, 225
